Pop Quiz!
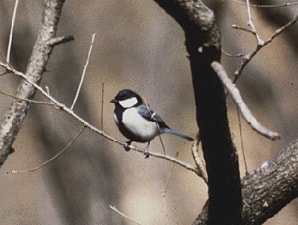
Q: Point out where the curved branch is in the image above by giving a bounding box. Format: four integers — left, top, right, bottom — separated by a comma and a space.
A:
0, 0, 70, 166
211, 61, 280, 140
0, 66, 200, 176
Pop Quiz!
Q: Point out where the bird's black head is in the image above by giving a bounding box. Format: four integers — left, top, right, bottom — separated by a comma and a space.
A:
110, 89, 143, 108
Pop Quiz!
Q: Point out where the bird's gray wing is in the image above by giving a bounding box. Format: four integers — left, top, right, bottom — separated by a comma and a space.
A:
137, 105, 194, 141
137, 105, 168, 128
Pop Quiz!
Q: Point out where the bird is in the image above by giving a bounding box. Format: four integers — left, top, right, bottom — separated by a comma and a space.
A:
110, 89, 194, 158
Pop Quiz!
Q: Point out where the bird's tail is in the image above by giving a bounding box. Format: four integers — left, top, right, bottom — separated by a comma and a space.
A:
162, 128, 194, 141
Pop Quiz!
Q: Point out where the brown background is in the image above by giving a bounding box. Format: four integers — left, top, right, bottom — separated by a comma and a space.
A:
0, 1, 297, 224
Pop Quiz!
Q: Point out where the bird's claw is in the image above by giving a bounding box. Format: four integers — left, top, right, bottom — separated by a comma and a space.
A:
124, 141, 131, 151
143, 143, 150, 158
143, 151, 149, 158
124, 141, 150, 158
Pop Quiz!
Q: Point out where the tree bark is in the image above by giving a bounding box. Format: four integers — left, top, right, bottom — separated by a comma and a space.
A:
154, 1, 298, 224
192, 139, 298, 225
0, 0, 66, 166
154, 1, 242, 224
241, 139, 298, 225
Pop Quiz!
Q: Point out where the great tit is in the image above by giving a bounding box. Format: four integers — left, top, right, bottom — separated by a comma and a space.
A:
110, 89, 193, 158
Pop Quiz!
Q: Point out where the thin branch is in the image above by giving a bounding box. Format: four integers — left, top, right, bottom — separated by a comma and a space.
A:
191, 137, 208, 184
161, 152, 177, 224
231, 24, 256, 35
149, 150, 199, 175
212, 61, 280, 140
245, 0, 264, 44
100, 82, 105, 130
0, 89, 55, 106
70, 33, 96, 110
236, 106, 249, 174
162, 152, 177, 195
232, 0, 298, 8
0, 0, 67, 166
142, 97, 167, 156
0, 63, 199, 175
269, 14, 298, 40
6, 0, 19, 63
234, 14, 298, 79
221, 48, 245, 58
245, 0, 253, 29
109, 205, 142, 225
10, 126, 85, 174
2, 63, 110, 137
47, 35, 74, 46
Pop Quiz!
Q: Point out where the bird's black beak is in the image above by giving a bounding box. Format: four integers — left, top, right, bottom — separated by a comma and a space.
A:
110, 99, 117, 104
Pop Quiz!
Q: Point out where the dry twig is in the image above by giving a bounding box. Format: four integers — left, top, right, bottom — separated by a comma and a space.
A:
236, 106, 249, 174
109, 205, 142, 225
212, 61, 280, 140
0, 0, 69, 166
6, 0, 19, 63
48, 35, 74, 46
0, 62, 200, 175
232, 0, 298, 8
10, 126, 85, 174
245, 0, 263, 44
0, 89, 54, 106
233, 15, 298, 80
191, 137, 208, 184
100, 82, 105, 130
71, 33, 96, 109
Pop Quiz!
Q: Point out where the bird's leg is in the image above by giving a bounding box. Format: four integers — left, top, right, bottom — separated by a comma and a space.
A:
143, 142, 150, 158
124, 140, 132, 151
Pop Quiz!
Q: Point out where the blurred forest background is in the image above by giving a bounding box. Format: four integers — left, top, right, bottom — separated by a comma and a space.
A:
0, 0, 297, 224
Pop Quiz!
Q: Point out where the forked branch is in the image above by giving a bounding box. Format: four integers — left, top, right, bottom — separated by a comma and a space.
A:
0, 0, 71, 166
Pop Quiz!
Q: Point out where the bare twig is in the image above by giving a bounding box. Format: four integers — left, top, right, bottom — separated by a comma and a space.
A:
269, 15, 298, 40
162, 152, 177, 195
109, 205, 142, 225
161, 152, 177, 224
234, 15, 298, 80
48, 35, 74, 46
0, 63, 199, 175
191, 137, 208, 184
143, 97, 166, 156
100, 82, 105, 130
7, 0, 19, 63
70, 33, 96, 110
222, 48, 245, 58
236, 106, 249, 174
0, 0, 67, 166
212, 61, 280, 140
232, 0, 298, 8
0, 89, 55, 106
148, 150, 199, 175
10, 126, 85, 174
231, 24, 256, 35
245, 0, 264, 44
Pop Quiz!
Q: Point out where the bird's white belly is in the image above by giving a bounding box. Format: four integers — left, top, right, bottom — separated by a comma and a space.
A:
122, 108, 160, 141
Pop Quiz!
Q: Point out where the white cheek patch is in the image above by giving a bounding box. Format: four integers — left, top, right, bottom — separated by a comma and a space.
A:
119, 97, 138, 108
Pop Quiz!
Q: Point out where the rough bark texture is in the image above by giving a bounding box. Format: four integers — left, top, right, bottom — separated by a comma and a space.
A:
0, 0, 65, 166
154, 1, 242, 224
192, 139, 298, 225
154, 1, 297, 225
241, 139, 298, 225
